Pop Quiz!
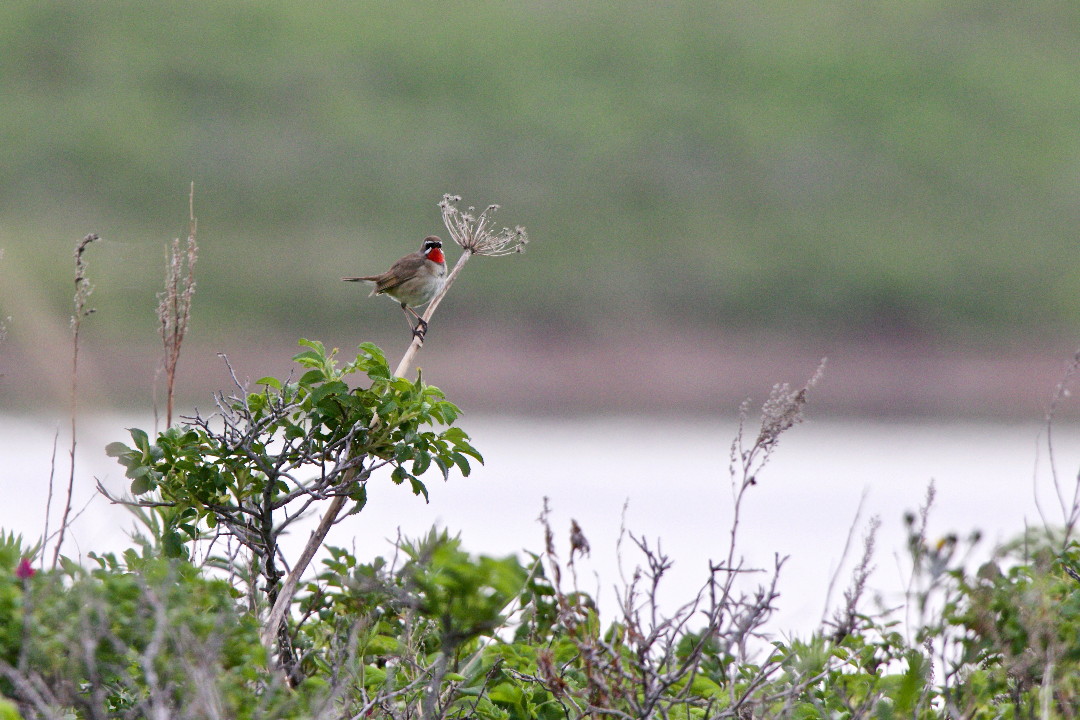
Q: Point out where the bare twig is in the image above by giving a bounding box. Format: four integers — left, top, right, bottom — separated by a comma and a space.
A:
725, 360, 825, 587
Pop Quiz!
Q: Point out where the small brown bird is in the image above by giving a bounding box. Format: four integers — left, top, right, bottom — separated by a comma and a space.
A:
342, 236, 447, 340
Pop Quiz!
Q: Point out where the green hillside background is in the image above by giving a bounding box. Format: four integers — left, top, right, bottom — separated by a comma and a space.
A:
2, 1, 1080, 415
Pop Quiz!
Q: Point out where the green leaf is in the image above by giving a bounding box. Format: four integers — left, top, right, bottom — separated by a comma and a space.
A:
389, 377, 412, 393
452, 438, 484, 464
299, 368, 325, 385
441, 427, 469, 442
365, 362, 391, 382
349, 485, 368, 515
364, 635, 399, 655
129, 427, 150, 452
129, 464, 152, 480
437, 402, 459, 425
311, 379, 349, 405
105, 441, 130, 458
893, 649, 930, 714
130, 475, 152, 495
0, 698, 23, 720
489, 682, 524, 706
358, 341, 386, 364
451, 452, 472, 476
391, 466, 407, 485
255, 376, 282, 390
162, 530, 186, 559
409, 476, 429, 502
58, 555, 81, 576
297, 338, 326, 355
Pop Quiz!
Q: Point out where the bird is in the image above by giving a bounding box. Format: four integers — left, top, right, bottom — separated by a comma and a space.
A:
342, 236, 447, 341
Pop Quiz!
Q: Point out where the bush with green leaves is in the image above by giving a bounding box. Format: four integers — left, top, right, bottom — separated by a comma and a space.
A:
933, 539, 1080, 717
6, 336, 1080, 718
105, 338, 479, 565
100, 339, 483, 680
1, 543, 286, 719
291, 529, 538, 718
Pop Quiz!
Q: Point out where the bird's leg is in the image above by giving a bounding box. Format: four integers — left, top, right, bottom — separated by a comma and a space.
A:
400, 303, 429, 342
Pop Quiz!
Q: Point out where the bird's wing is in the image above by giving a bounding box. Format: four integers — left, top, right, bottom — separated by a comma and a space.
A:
380, 255, 425, 291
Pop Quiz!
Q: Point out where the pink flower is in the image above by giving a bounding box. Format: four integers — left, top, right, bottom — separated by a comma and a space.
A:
15, 558, 36, 580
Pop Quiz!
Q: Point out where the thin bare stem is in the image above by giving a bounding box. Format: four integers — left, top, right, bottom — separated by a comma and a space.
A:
821, 487, 869, 624
42, 428, 60, 571
1039, 349, 1080, 547
52, 233, 99, 568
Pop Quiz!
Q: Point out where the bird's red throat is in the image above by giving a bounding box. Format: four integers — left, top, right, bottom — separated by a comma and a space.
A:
427, 247, 445, 264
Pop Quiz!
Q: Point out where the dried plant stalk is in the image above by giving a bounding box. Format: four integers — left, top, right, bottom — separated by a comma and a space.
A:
51, 232, 100, 568
1040, 348, 1080, 546
158, 183, 199, 427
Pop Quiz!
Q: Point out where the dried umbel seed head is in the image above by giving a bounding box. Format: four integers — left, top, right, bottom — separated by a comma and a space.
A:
439, 194, 528, 256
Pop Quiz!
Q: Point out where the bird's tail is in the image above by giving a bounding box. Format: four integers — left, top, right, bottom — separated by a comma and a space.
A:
342, 275, 382, 297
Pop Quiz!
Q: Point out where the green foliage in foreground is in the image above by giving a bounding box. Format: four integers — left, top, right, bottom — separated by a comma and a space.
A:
4, 523, 1080, 718
105, 339, 479, 560
3, 342, 1080, 718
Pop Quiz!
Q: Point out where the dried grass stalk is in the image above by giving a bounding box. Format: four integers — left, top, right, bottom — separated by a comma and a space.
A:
51, 232, 100, 568
158, 183, 199, 427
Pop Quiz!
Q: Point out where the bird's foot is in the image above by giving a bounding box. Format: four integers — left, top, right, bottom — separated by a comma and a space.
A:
411, 318, 429, 343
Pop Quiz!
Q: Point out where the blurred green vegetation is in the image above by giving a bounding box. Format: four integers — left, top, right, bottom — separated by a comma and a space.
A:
3, 1, 1080, 341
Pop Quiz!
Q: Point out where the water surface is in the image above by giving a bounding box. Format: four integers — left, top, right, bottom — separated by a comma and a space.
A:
3, 413, 1077, 635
